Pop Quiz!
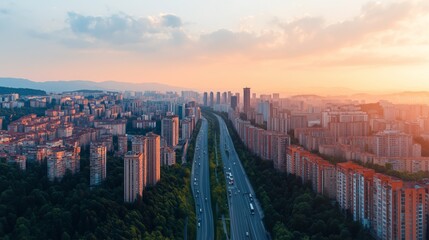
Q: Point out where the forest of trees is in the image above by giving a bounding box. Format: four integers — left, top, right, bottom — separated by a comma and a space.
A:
217, 112, 373, 240
0, 87, 46, 96
0, 150, 196, 239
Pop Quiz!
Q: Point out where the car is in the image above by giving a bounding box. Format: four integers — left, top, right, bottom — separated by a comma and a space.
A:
198, 221, 201, 227
233, 162, 236, 165
199, 208, 202, 213
199, 163, 201, 166
246, 232, 249, 237
205, 197, 208, 201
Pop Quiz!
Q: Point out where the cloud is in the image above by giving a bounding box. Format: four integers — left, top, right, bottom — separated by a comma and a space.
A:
32, 1, 428, 66
161, 14, 182, 28
319, 54, 428, 67
67, 12, 150, 44
271, 1, 421, 57
65, 12, 187, 48
0, 8, 9, 15
199, 29, 260, 53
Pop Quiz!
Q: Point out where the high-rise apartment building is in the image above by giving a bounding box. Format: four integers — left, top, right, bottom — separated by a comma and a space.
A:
47, 150, 65, 181
372, 173, 403, 240
231, 96, 238, 110
124, 152, 144, 203
203, 92, 208, 106
227, 91, 232, 104
131, 136, 147, 188
47, 146, 81, 182
181, 119, 191, 140
161, 146, 176, 166
146, 132, 161, 186
209, 92, 214, 107
216, 92, 221, 104
257, 100, 271, 121
374, 130, 414, 157
117, 134, 128, 155
161, 115, 179, 147
222, 92, 227, 104
243, 87, 251, 115
321, 111, 370, 140
90, 142, 107, 187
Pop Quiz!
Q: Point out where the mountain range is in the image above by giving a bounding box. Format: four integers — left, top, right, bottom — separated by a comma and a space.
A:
0, 78, 191, 93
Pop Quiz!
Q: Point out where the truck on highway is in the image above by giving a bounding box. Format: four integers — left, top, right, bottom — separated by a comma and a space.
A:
249, 203, 255, 215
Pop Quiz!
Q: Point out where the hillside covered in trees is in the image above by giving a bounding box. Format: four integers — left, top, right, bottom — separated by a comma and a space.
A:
0, 152, 196, 239
0, 86, 46, 96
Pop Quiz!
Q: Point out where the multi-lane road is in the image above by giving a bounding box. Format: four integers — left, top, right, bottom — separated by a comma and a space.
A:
216, 115, 268, 240
191, 118, 214, 240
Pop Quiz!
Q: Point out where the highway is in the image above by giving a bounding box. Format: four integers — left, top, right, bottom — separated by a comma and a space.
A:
191, 118, 214, 240
216, 115, 268, 240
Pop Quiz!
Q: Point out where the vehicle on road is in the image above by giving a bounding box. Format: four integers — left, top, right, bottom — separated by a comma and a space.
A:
249, 203, 255, 215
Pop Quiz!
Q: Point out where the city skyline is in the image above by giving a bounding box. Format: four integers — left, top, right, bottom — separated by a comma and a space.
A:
2, 1, 429, 238
1, 0, 429, 94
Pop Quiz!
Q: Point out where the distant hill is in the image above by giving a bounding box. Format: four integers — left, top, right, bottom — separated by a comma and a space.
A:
0, 78, 191, 93
71, 90, 104, 93
0, 86, 46, 96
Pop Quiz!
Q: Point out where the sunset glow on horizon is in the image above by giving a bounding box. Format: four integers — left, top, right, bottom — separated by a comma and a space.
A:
1, 0, 429, 94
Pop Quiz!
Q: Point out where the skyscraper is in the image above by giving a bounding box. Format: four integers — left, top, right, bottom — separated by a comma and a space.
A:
209, 92, 214, 107
131, 136, 147, 188
161, 115, 179, 147
216, 92, 221, 104
231, 96, 238, 110
146, 132, 161, 186
243, 87, 251, 115
227, 91, 232, 104
203, 92, 208, 106
90, 142, 107, 187
124, 152, 144, 203
47, 150, 65, 181
117, 134, 128, 155
222, 92, 227, 104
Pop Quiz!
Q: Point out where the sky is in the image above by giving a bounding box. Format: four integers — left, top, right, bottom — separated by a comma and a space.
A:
0, 0, 429, 94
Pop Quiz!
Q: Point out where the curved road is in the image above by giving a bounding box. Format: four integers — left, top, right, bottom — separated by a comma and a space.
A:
191, 118, 214, 240
216, 115, 268, 240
